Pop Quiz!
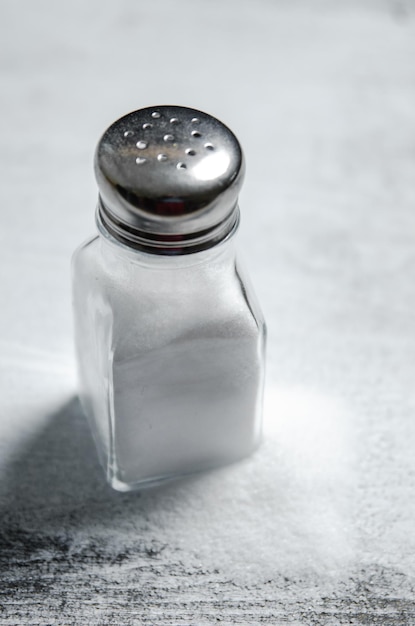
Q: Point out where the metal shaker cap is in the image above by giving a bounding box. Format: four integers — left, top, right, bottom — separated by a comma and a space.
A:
95, 105, 244, 254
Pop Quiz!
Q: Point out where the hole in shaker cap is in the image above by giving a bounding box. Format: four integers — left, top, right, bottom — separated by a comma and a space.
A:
151, 111, 161, 119
164, 134, 174, 142
186, 149, 196, 156
177, 162, 187, 169
191, 130, 201, 138
136, 140, 148, 149
204, 143, 214, 150
135, 157, 147, 165
170, 117, 179, 124
123, 130, 134, 137
191, 118, 200, 124
158, 154, 168, 162
142, 123, 153, 130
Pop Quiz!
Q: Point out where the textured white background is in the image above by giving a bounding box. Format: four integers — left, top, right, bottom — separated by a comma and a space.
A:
1, 0, 415, 624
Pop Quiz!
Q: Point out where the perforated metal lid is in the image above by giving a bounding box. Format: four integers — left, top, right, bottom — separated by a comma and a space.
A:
95, 105, 245, 254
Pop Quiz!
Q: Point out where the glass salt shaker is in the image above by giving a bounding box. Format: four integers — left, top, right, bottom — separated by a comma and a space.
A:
72, 105, 266, 491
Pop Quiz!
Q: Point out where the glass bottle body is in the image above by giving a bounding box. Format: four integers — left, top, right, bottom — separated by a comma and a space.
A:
72, 226, 266, 491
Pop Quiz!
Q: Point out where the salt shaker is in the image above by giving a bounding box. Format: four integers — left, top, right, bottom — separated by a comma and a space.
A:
72, 105, 266, 491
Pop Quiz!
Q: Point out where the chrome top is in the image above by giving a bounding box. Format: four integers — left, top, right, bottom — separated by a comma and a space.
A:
95, 105, 244, 254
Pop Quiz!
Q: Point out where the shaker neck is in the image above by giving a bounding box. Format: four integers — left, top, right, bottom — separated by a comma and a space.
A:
97, 196, 240, 257
96, 208, 239, 270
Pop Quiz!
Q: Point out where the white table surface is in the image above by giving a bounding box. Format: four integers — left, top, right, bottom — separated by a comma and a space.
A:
1, 1, 415, 624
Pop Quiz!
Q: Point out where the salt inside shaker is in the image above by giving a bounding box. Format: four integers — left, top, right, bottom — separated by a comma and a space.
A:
72, 105, 266, 491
